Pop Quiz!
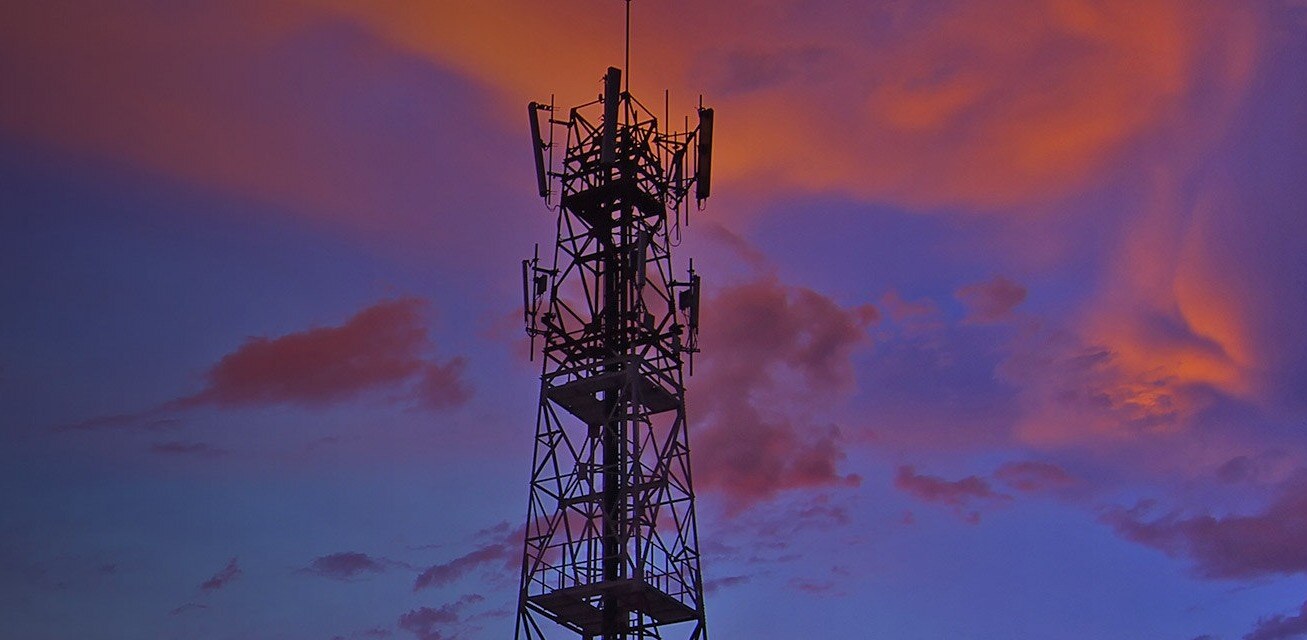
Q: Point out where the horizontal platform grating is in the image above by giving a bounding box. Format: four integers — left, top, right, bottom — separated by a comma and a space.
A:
545, 369, 679, 425
528, 578, 698, 633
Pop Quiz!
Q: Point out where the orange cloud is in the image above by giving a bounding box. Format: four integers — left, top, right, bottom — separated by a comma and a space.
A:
1000, 326, 1197, 446
322, 0, 1262, 209
0, 2, 1283, 443
0, 1, 1264, 219
1068, 174, 1259, 431
0, 4, 314, 201
0, 2, 531, 254
1010, 136, 1307, 448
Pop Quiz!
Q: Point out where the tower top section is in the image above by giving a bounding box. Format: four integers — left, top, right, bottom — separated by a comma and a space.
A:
527, 65, 715, 215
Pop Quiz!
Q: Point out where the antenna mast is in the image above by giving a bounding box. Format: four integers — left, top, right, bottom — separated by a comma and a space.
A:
516, 2, 716, 639
624, 0, 631, 93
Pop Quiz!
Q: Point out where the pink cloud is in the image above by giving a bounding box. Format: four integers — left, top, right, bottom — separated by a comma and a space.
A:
788, 577, 839, 596
413, 359, 472, 411
199, 557, 241, 592
955, 276, 1027, 323
878, 290, 937, 324
1104, 478, 1307, 580
894, 466, 1011, 522
398, 594, 484, 640
184, 298, 459, 408
794, 494, 851, 528
59, 298, 470, 431
1245, 600, 1307, 640
1215, 452, 1295, 486
413, 545, 513, 592
707, 492, 859, 570
696, 421, 860, 513
992, 460, 1075, 492
303, 552, 390, 581
703, 575, 750, 594
692, 278, 873, 511
413, 525, 523, 591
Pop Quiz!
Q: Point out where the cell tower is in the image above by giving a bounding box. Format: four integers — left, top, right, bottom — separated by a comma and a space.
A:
515, 7, 715, 640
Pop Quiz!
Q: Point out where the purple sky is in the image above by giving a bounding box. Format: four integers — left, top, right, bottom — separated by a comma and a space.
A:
3, 2, 1307, 639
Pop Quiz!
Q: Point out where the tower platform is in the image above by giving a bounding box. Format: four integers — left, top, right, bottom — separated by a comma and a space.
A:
545, 367, 679, 426
529, 578, 698, 635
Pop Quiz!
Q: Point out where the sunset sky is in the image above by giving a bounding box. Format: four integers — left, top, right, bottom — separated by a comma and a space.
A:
3, 1, 1307, 639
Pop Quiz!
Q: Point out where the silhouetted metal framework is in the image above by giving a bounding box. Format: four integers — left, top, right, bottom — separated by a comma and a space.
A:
516, 65, 714, 640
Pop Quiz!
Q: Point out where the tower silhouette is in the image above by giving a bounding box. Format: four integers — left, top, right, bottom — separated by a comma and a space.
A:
515, 43, 715, 640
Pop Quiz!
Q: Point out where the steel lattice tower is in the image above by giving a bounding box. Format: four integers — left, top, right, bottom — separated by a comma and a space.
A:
516, 59, 715, 640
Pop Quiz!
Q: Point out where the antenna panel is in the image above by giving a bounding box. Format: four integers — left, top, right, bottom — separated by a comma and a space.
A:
527, 102, 549, 198
695, 107, 714, 201
601, 67, 622, 165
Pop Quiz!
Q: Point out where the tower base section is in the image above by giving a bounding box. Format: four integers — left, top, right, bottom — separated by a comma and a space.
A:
528, 578, 699, 635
